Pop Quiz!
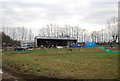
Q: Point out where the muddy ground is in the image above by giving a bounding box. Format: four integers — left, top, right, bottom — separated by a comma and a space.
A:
1, 69, 81, 81
1, 69, 117, 81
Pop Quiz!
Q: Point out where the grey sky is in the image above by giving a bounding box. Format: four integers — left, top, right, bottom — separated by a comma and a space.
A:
0, 0, 119, 35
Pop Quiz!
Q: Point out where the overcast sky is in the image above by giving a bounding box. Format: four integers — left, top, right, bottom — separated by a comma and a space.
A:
0, 0, 119, 35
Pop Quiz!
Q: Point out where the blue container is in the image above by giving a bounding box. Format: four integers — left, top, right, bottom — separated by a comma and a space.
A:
85, 42, 98, 47
71, 44, 82, 48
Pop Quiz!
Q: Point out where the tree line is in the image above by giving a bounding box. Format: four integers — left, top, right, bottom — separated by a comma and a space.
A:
2, 16, 119, 43
2, 26, 34, 41
1, 32, 20, 46
39, 17, 118, 43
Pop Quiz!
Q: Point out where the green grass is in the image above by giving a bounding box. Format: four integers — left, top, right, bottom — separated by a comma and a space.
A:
2, 47, 118, 79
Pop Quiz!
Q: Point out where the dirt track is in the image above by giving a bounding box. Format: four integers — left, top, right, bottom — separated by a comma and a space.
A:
1, 69, 82, 81
1, 70, 117, 81
2, 70, 20, 81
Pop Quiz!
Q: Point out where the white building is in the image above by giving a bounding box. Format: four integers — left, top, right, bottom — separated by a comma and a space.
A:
21, 40, 35, 48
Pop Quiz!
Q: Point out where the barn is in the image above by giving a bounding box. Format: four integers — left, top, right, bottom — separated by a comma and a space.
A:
35, 36, 77, 48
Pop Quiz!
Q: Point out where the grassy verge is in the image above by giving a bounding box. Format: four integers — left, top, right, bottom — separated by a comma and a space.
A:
2, 47, 118, 79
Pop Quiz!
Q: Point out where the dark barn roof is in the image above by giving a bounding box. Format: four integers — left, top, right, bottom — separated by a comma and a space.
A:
35, 36, 77, 41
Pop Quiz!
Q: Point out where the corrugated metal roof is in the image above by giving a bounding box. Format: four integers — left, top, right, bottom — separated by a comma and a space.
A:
35, 36, 77, 40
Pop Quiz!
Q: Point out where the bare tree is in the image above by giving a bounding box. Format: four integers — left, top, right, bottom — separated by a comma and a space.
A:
106, 17, 118, 42
28, 29, 34, 41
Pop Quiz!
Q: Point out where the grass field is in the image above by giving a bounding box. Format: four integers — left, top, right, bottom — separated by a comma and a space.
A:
2, 47, 118, 79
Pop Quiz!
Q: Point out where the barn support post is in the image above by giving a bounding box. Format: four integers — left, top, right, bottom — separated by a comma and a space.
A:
35, 38, 38, 47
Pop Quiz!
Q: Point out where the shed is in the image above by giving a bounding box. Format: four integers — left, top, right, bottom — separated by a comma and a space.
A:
35, 36, 77, 48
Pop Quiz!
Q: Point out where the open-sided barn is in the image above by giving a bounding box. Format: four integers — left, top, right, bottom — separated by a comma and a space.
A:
35, 36, 77, 48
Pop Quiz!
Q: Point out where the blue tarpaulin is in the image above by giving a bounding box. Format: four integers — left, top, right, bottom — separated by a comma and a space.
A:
99, 47, 120, 53
71, 44, 82, 48
85, 42, 98, 47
